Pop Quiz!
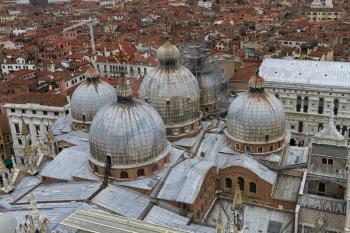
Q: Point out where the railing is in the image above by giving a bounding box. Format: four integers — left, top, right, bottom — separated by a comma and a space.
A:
298, 193, 346, 214
308, 162, 347, 179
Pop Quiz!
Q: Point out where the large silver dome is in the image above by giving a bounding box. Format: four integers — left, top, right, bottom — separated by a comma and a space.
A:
139, 41, 202, 140
225, 74, 286, 154
89, 79, 170, 170
70, 67, 117, 125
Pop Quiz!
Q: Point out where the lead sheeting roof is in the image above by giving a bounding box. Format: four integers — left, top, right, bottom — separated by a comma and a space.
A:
259, 58, 350, 88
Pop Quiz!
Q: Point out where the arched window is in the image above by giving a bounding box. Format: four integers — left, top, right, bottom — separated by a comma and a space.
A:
318, 97, 324, 114
258, 147, 263, 153
249, 182, 256, 193
265, 135, 269, 142
245, 146, 251, 153
296, 96, 301, 112
303, 96, 309, 113
269, 145, 273, 152
334, 99, 339, 115
225, 178, 232, 189
137, 169, 145, 177
120, 171, 128, 179
237, 177, 244, 191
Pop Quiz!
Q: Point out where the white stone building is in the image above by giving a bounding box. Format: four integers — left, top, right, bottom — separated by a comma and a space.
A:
259, 58, 350, 147
4, 93, 69, 156
1, 57, 36, 75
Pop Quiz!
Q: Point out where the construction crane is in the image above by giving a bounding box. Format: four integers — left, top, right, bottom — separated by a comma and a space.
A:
63, 17, 99, 53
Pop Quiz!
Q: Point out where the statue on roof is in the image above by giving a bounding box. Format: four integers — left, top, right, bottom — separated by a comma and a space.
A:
230, 186, 244, 233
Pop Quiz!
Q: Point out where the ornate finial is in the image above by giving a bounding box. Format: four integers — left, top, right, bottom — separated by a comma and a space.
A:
117, 73, 133, 102
232, 185, 243, 211
231, 185, 244, 233
29, 194, 38, 213
21, 118, 29, 137
216, 210, 224, 233
85, 65, 100, 80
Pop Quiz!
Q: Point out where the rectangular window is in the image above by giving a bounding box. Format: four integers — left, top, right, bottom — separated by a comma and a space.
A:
32, 110, 36, 114
14, 123, 20, 134
318, 182, 326, 193
11, 108, 15, 113
21, 109, 26, 113
43, 111, 48, 115
17, 138, 22, 145
35, 125, 40, 136
54, 112, 59, 116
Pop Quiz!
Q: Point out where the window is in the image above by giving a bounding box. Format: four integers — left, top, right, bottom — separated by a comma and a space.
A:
318, 98, 324, 114
298, 121, 303, 133
32, 110, 36, 114
14, 123, 20, 134
120, 171, 128, 179
137, 169, 145, 177
258, 147, 263, 153
11, 109, 15, 113
54, 112, 59, 116
65, 110, 69, 115
82, 114, 86, 122
225, 178, 232, 189
235, 144, 240, 150
17, 138, 22, 145
334, 99, 339, 115
35, 125, 40, 136
238, 177, 244, 191
106, 155, 112, 165
303, 96, 309, 113
318, 182, 326, 193
245, 146, 251, 152
322, 158, 333, 165
269, 145, 273, 151
296, 96, 301, 112
249, 182, 256, 193
21, 109, 26, 113
43, 111, 48, 115
265, 135, 269, 142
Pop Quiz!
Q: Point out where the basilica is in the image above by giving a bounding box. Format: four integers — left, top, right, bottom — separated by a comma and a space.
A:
1, 41, 347, 233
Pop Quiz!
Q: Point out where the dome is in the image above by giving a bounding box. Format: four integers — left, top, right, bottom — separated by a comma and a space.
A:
0, 213, 17, 233
140, 41, 202, 140
70, 67, 117, 130
225, 73, 286, 154
156, 41, 180, 63
89, 79, 170, 179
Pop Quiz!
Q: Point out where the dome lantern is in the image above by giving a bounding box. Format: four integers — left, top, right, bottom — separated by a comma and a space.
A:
156, 41, 180, 69
248, 70, 265, 93
117, 76, 133, 102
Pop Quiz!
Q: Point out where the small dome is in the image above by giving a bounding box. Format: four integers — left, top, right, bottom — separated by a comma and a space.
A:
0, 213, 17, 233
156, 41, 180, 64
225, 74, 286, 153
70, 67, 117, 124
140, 42, 202, 140
89, 79, 170, 170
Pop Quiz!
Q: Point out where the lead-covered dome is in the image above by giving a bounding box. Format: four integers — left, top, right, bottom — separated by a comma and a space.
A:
140, 41, 202, 141
89, 78, 170, 180
225, 72, 286, 155
70, 67, 117, 131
